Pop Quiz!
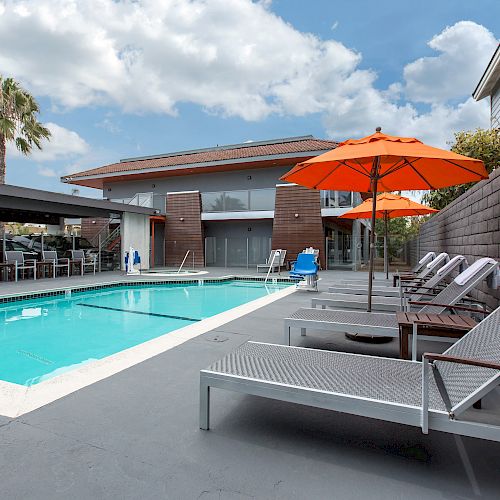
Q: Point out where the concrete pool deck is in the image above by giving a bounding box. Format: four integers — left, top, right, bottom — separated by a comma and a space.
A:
0, 269, 499, 499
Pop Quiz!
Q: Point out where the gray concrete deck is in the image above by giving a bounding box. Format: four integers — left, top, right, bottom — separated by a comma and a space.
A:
0, 270, 499, 499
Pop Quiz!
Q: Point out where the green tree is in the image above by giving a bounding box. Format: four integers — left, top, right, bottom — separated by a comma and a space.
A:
0, 76, 51, 184
422, 128, 499, 210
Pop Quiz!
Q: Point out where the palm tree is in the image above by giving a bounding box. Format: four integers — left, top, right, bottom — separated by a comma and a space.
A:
0, 75, 51, 184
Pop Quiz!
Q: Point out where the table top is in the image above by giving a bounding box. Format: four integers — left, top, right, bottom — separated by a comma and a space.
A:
396, 312, 477, 330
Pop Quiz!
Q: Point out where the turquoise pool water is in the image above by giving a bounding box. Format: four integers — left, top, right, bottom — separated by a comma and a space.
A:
0, 281, 289, 386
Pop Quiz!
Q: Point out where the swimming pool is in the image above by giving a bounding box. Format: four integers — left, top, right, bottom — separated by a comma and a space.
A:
0, 280, 291, 386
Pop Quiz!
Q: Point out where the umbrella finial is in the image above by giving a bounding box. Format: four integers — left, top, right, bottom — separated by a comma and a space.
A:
375, 127, 382, 133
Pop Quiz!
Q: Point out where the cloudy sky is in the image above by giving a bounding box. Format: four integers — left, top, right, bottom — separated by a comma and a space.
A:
1, 0, 498, 197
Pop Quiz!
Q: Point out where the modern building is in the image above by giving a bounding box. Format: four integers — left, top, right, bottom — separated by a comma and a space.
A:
62, 136, 369, 270
473, 43, 500, 128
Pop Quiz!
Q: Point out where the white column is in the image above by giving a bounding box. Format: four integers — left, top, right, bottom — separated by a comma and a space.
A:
121, 213, 150, 270
351, 220, 361, 271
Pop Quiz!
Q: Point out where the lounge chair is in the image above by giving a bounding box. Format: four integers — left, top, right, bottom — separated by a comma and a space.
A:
4, 250, 36, 281
316, 255, 466, 312
284, 258, 498, 346
200, 306, 500, 443
290, 253, 319, 291
70, 250, 97, 275
42, 250, 70, 278
327, 254, 463, 298
256, 249, 286, 273
393, 251, 437, 286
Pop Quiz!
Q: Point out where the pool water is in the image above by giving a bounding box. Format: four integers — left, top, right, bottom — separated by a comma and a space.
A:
0, 281, 289, 386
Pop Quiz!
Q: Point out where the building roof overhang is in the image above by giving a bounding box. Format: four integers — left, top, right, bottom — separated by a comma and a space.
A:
473, 43, 500, 101
0, 184, 156, 224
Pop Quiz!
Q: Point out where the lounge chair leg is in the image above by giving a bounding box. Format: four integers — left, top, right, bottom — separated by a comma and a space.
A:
300, 328, 306, 337
200, 379, 210, 430
284, 325, 291, 345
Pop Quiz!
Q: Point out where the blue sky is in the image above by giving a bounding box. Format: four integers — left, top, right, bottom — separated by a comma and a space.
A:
0, 0, 498, 197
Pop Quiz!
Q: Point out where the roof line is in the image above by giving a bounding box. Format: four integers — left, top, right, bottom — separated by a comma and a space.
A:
472, 43, 500, 101
119, 135, 318, 163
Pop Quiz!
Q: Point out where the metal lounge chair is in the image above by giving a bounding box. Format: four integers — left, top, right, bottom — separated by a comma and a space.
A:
393, 251, 437, 285
199, 306, 500, 442
327, 253, 462, 298
256, 249, 286, 273
284, 258, 498, 346
42, 250, 70, 278
4, 250, 37, 281
316, 255, 465, 312
70, 249, 97, 275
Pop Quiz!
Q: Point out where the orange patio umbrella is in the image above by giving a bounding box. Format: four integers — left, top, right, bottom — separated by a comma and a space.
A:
281, 128, 488, 311
339, 193, 438, 279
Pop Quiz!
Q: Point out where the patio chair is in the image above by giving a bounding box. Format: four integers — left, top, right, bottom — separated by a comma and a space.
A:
290, 253, 319, 291
284, 257, 498, 346
42, 250, 70, 278
70, 250, 97, 275
4, 250, 36, 281
316, 254, 463, 312
327, 253, 461, 298
256, 249, 286, 273
200, 306, 500, 443
393, 251, 437, 286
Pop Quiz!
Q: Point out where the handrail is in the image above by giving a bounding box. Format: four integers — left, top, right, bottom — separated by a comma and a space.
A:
178, 250, 190, 273
264, 250, 280, 283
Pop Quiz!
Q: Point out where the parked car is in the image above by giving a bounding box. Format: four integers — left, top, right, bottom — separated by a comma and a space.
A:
0, 238, 39, 262
25, 235, 116, 270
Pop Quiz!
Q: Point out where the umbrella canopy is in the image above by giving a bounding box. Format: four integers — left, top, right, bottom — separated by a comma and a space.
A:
281, 128, 488, 311
339, 193, 438, 219
339, 193, 438, 278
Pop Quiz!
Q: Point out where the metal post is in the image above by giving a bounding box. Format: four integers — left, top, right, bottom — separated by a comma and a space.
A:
325, 237, 328, 271
384, 212, 389, 280
224, 238, 228, 268
98, 234, 102, 273
367, 157, 380, 312
41, 232, 44, 258
72, 233, 76, 250
246, 238, 249, 269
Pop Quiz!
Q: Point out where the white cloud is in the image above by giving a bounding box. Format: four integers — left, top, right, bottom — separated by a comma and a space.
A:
37, 166, 57, 177
403, 21, 497, 104
7, 122, 89, 161
0, 1, 496, 147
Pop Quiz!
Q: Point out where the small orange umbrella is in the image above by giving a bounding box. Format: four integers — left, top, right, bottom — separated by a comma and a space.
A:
339, 193, 438, 278
281, 128, 488, 310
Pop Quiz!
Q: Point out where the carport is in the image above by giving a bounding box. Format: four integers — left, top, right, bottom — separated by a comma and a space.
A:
0, 184, 156, 270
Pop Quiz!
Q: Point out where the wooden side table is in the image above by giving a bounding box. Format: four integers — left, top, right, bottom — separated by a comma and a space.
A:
396, 312, 478, 360
36, 261, 54, 279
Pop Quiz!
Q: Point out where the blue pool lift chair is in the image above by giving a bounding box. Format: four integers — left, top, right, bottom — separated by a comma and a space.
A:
289, 253, 319, 291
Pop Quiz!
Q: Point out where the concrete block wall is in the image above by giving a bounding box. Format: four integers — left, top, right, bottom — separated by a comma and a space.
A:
418, 168, 500, 310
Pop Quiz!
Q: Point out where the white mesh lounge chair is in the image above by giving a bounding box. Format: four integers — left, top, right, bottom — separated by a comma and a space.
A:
4, 250, 36, 281
200, 307, 500, 442
284, 258, 498, 347
328, 253, 461, 299
70, 250, 96, 275
393, 251, 437, 286
42, 250, 70, 278
256, 249, 286, 273
316, 254, 464, 312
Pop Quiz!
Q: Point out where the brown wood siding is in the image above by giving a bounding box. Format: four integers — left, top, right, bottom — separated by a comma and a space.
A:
272, 185, 325, 267
81, 217, 108, 242
165, 192, 204, 267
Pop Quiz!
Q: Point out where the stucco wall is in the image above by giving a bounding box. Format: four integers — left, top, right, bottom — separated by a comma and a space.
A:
418, 168, 500, 310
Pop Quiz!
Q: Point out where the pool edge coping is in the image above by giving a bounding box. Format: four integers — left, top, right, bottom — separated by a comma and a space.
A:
0, 281, 297, 418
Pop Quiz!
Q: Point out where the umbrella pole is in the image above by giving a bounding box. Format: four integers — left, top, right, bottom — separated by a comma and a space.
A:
384, 212, 389, 280
367, 168, 379, 312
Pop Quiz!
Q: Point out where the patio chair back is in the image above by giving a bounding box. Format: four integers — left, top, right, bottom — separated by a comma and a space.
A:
43, 250, 58, 262
277, 249, 287, 266
5, 250, 24, 264
413, 252, 435, 273
414, 252, 448, 280
434, 306, 500, 415
420, 258, 499, 314
71, 250, 85, 260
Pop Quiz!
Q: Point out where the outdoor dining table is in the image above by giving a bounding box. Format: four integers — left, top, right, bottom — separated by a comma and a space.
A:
0, 262, 16, 281
36, 260, 54, 279
396, 311, 478, 360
